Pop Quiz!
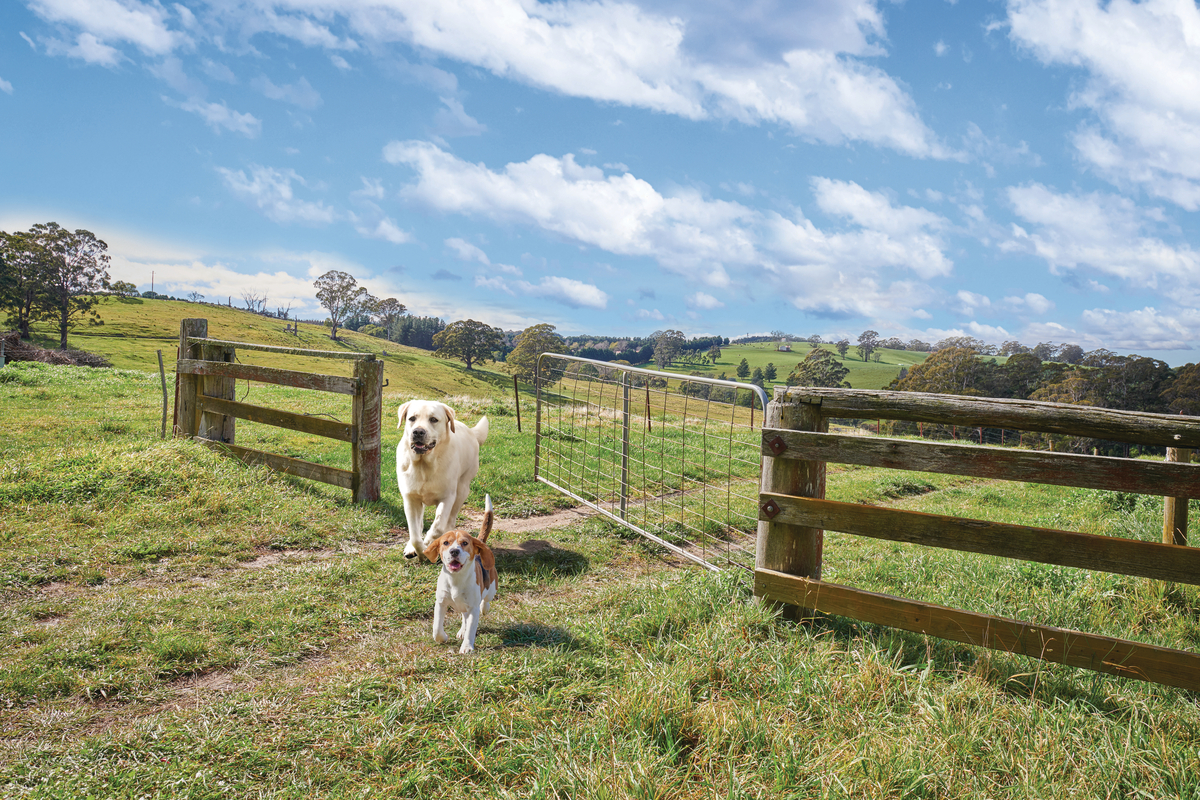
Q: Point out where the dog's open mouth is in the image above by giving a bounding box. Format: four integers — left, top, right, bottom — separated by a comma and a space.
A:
446, 558, 464, 572
411, 441, 436, 455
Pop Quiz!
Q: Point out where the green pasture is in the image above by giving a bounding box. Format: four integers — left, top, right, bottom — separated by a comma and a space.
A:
670, 342, 930, 392
2, 315, 1200, 797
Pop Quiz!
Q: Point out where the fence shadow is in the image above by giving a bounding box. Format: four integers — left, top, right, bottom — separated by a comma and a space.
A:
492, 621, 585, 650
491, 539, 590, 577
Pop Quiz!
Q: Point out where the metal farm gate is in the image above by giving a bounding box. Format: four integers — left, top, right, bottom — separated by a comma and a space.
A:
534, 353, 768, 571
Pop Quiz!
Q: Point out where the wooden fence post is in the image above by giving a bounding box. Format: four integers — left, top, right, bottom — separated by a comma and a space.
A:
176, 319, 207, 438
352, 357, 384, 503
198, 340, 236, 443
757, 389, 827, 619
1164, 447, 1192, 546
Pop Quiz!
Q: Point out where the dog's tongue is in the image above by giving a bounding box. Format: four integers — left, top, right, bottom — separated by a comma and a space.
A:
447, 560, 463, 572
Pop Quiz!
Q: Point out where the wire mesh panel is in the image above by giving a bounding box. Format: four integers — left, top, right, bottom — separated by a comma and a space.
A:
534, 354, 769, 571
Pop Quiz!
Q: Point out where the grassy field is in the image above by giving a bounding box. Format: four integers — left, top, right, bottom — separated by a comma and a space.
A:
672, 341, 930, 392
3, 307, 1200, 798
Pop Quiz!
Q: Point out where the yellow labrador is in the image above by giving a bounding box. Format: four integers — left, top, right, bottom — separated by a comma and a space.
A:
397, 400, 489, 560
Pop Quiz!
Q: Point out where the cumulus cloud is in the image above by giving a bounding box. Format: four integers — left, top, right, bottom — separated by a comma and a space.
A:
0, 77, 12, 94
1004, 183, 1200, 289
354, 216, 412, 243
384, 139, 952, 319
445, 237, 491, 264
252, 75, 322, 110
687, 291, 724, 309
169, 96, 262, 137
1079, 306, 1200, 352
1008, 0, 1200, 208
1003, 292, 1055, 315
29, 0, 181, 55
217, 164, 337, 224
516, 276, 609, 309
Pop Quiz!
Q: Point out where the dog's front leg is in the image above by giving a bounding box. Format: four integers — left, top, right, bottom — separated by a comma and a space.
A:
431, 597, 449, 644
424, 492, 457, 547
402, 495, 425, 560
457, 607, 480, 654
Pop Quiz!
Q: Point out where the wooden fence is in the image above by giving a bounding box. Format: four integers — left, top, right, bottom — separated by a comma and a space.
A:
756, 387, 1200, 690
173, 318, 383, 502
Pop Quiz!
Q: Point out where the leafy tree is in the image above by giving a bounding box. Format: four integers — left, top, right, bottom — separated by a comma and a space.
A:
856, 330, 880, 362
807, 334, 822, 348
995, 352, 1043, 398
998, 340, 1030, 357
764, 362, 777, 382
835, 339, 850, 359
787, 348, 850, 388
433, 319, 504, 370
508, 323, 567, 385
750, 366, 764, 386
1058, 344, 1085, 364
907, 339, 932, 352
373, 297, 407, 341
890, 347, 982, 395
0, 230, 53, 340
736, 358, 750, 379
706, 343, 722, 363
109, 280, 138, 297
653, 329, 685, 369
30, 223, 111, 349
1163, 363, 1200, 416
398, 315, 446, 349
313, 270, 371, 341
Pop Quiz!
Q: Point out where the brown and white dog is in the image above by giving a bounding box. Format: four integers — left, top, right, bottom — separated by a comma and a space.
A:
397, 400, 489, 560
424, 494, 498, 654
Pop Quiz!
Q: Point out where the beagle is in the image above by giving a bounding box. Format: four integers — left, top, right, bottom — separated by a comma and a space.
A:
424, 495, 497, 654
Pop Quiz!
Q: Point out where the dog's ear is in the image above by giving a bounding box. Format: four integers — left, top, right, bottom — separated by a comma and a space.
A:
442, 403, 457, 433
468, 535, 487, 553
397, 402, 410, 430
423, 536, 442, 563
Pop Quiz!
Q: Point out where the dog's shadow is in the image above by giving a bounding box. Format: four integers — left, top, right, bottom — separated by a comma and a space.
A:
490, 539, 590, 578
493, 621, 584, 650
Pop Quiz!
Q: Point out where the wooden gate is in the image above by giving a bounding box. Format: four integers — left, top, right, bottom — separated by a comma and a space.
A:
173, 318, 383, 502
756, 387, 1200, 690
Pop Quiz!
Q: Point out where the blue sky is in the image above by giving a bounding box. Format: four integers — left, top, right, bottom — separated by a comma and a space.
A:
3, 1, 1200, 362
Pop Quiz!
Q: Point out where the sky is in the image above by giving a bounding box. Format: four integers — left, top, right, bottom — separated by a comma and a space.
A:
3, 1, 1200, 363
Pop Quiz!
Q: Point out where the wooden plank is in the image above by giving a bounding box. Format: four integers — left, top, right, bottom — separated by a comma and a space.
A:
776, 387, 1200, 448
754, 569, 1200, 691
757, 398, 826, 619
196, 396, 355, 442
760, 492, 1200, 586
352, 358, 383, 503
196, 438, 354, 489
762, 428, 1200, 498
198, 343, 236, 443
187, 337, 373, 361
177, 359, 358, 395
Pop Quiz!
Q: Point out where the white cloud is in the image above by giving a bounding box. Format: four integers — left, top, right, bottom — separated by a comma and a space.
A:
1003, 292, 1055, 315
253, 75, 322, 110
687, 291, 725, 309
1004, 183, 1200, 289
445, 237, 490, 264
431, 96, 486, 139
934, 40, 948, 56
168, 96, 262, 137
1079, 306, 1199, 351
355, 216, 412, 243
474, 275, 514, 294
217, 164, 337, 224
1008, 0, 1200, 208
201, 58, 237, 84
955, 290, 990, 315
29, 0, 181, 55
384, 139, 953, 319
330, 54, 352, 70
45, 32, 124, 66
516, 276, 609, 309
0, 77, 12, 94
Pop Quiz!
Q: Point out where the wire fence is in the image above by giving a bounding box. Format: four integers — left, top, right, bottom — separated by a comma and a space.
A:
534, 354, 769, 571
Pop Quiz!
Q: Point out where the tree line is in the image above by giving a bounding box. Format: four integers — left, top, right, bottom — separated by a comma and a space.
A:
0, 223, 111, 350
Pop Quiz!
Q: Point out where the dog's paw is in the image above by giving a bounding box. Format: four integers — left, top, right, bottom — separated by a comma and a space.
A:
456, 628, 465, 641
433, 630, 449, 644
403, 542, 419, 559
458, 643, 475, 654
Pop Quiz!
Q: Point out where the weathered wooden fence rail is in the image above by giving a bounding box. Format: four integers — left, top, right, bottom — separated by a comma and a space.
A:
173, 319, 383, 502
756, 386, 1200, 690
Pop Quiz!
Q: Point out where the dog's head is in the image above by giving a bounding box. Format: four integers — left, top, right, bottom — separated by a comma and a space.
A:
397, 400, 457, 456
423, 527, 486, 571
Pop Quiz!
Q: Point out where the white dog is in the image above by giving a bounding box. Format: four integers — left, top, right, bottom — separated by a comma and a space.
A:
424, 495, 497, 654
396, 399, 489, 560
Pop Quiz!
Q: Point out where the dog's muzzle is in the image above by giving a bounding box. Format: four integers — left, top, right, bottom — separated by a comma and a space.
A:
447, 549, 464, 572
411, 439, 436, 455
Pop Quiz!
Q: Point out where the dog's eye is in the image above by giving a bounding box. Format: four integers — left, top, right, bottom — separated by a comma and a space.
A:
430, 417, 438, 424
408, 416, 417, 422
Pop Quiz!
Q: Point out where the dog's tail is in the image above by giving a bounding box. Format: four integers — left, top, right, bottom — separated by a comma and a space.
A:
480, 495, 493, 543
471, 415, 490, 445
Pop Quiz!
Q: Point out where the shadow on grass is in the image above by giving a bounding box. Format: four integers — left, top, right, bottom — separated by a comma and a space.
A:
491, 539, 590, 577
494, 621, 585, 650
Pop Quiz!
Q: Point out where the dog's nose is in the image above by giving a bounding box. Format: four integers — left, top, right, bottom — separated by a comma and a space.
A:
411, 428, 426, 440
